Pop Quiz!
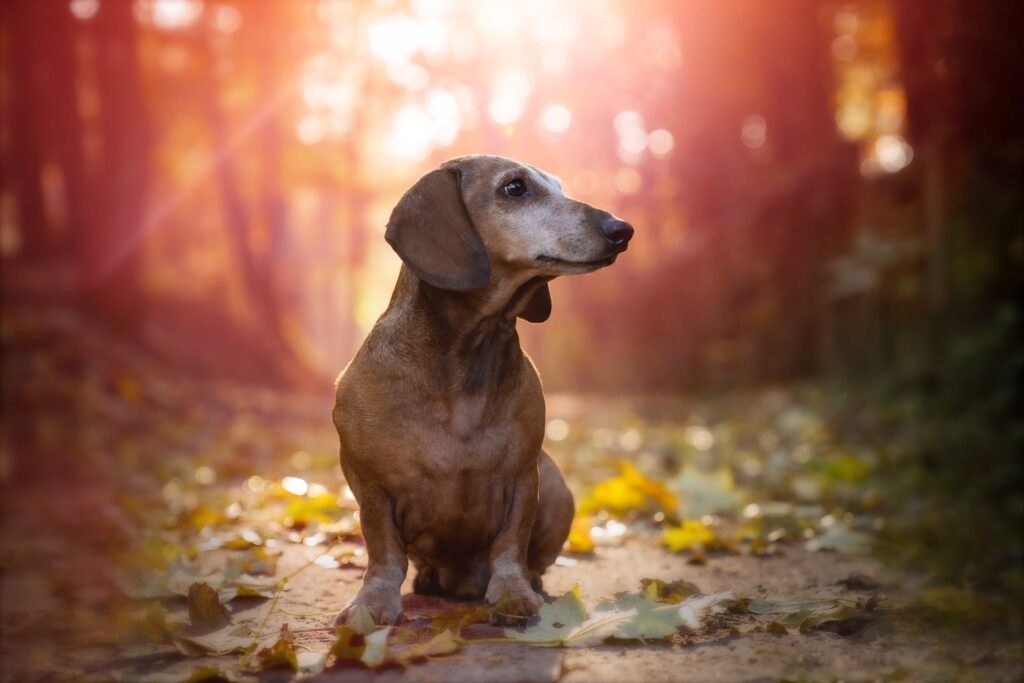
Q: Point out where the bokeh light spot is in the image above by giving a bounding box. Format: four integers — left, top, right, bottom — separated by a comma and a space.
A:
648, 128, 675, 157
541, 105, 572, 134
741, 114, 767, 149
614, 167, 643, 195
282, 476, 309, 496
831, 35, 858, 62
546, 418, 570, 441
874, 134, 913, 172
69, 0, 100, 21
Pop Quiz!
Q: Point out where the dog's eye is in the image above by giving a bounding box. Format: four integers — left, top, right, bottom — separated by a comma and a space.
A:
502, 179, 528, 197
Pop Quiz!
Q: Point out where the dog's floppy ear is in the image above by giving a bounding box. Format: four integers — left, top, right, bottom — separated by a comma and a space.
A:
518, 283, 552, 323
385, 167, 491, 291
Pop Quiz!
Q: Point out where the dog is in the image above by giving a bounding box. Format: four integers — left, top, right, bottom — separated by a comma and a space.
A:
333, 154, 633, 625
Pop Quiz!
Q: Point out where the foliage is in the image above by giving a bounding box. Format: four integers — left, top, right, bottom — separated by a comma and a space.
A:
871, 304, 1024, 599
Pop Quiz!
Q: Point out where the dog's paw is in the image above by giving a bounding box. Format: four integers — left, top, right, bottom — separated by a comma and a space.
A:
485, 575, 542, 626
335, 588, 403, 627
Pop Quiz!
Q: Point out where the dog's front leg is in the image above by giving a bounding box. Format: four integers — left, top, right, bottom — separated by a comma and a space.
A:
336, 484, 407, 625
485, 464, 543, 623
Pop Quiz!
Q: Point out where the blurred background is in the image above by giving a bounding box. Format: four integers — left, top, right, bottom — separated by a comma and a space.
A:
5, 0, 1021, 391
1, 0, 1022, 669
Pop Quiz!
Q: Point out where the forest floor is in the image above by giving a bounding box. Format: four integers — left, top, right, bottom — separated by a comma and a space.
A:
1, 308, 1022, 682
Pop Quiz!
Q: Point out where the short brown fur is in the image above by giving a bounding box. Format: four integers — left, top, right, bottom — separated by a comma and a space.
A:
334, 155, 632, 624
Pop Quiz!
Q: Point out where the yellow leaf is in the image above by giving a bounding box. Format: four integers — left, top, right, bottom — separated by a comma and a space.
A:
567, 515, 595, 553
403, 629, 460, 661
662, 520, 715, 553
329, 625, 390, 668
255, 627, 298, 672
579, 461, 678, 517
588, 477, 646, 513
640, 578, 701, 604
429, 604, 491, 632
620, 461, 678, 512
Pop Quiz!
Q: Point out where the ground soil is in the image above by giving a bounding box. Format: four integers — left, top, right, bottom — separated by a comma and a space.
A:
38, 536, 1015, 683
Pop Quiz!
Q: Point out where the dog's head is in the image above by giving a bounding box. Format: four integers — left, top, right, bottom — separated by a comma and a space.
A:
385, 155, 633, 323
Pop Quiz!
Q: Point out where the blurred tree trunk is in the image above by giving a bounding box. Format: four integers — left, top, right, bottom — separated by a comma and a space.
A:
80, 1, 150, 337
41, 0, 90, 262
6, 1, 49, 259
195, 20, 306, 381
893, 0, 954, 370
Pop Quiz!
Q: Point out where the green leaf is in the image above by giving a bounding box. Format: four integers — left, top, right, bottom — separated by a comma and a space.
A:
506, 584, 735, 647
505, 585, 589, 646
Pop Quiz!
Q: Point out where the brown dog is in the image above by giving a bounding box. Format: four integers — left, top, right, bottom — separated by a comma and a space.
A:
333, 154, 633, 624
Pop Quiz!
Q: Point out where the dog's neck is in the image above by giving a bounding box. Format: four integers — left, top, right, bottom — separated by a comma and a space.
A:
379, 267, 537, 393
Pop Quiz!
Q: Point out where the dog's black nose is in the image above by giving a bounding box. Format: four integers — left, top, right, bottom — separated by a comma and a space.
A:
600, 218, 634, 246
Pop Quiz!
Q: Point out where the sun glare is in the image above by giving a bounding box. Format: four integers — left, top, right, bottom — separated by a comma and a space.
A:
137, 0, 204, 32
488, 71, 533, 126
368, 15, 423, 65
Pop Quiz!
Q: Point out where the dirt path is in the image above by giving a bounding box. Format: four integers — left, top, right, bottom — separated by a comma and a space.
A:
1, 317, 1019, 683
66, 535, 1004, 683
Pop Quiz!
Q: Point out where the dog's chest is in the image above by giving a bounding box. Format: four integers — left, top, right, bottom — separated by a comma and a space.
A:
411, 394, 529, 468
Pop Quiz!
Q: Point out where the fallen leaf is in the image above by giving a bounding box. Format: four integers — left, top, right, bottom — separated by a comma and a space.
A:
567, 515, 595, 553
402, 629, 460, 662
172, 624, 256, 656
254, 626, 299, 672
805, 524, 871, 554
506, 583, 735, 647
188, 582, 230, 630
663, 520, 715, 553
579, 461, 678, 517
296, 651, 328, 676
429, 604, 492, 632
504, 585, 589, 646
639, 578, 701, 604
746, 596, 867, 635
329, 625, 391, 668
836, 573, 882, 591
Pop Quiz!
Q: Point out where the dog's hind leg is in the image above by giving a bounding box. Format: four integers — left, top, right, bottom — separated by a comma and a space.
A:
527, 451, 575, 583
